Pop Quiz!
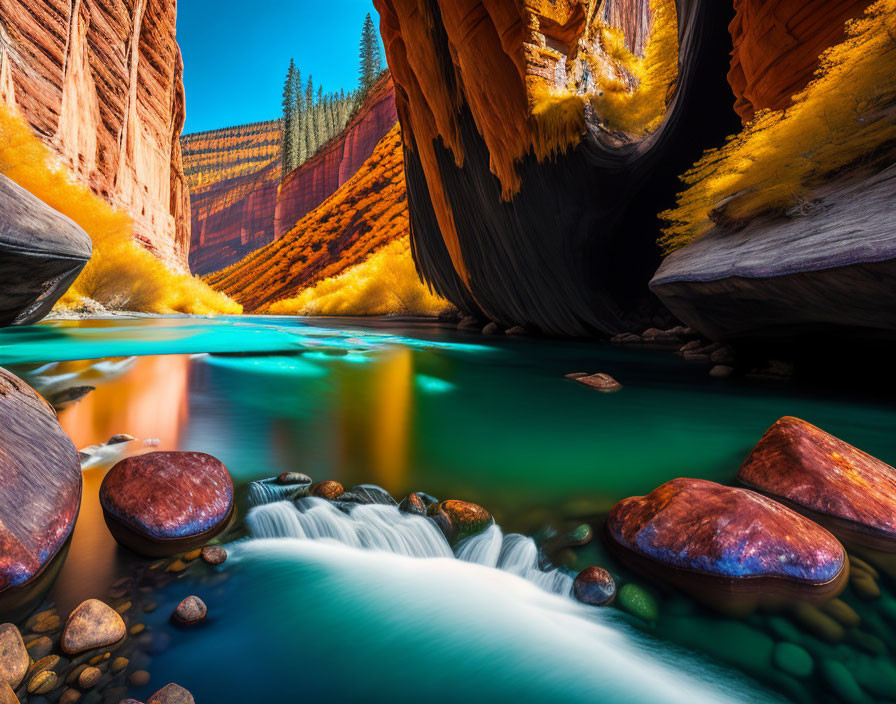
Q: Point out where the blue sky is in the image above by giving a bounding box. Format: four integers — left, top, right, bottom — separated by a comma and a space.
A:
177, 1, 381, 134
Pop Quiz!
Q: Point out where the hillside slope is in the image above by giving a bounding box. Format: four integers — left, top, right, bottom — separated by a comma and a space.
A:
206, 124, 422, 311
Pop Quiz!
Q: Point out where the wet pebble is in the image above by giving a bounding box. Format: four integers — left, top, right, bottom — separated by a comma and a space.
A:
27, 670, 58, 695
28, 655, 62, 677
147, 683, 194, 703
200, 546, 227, 566
398, 493, 428, 516
616, 584, 658, 622
573, 566, 616, 606
26, 636, 53, 660
59, 688, 81, 704
821, 599, 860, 628
26, 610, 61, 633
111, 657, 129, 674
793, 603, 845, 642
78, 667, 101, 690
165, 561, 187, 574
172, 596, 207, 626
309, 481, 344, 500
61, 600, 127, 655
0, 623, 29, 689
820, 659, 864, 704
129, 671, 151, 687
570, 373, 622, 392
183, 549, 201, 561
773, 642, 813, 678
277, 472, 311, 486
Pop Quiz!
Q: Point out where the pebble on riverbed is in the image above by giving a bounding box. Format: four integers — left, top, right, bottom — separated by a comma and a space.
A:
201, 545, 227, 565
573, 567, 616, 606
310, 480, 345, 500
60, 599, 127, 655
277, 472, 311, 486
569, 373, 622, 392
172, 596, 207, 626
0, 623, 29, 689
147, 683, 195, 703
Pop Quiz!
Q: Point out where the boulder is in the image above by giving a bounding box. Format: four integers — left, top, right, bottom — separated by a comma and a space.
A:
605, 478, 848, 612
60, 599, 126, 655
99, 451, 234, 557
427, 500, 494, 546
0, 175, 92, 326
0, 367, 82, 614
738, 417, 896, 553
650, 167, 896, 341
336, 485, 397, 506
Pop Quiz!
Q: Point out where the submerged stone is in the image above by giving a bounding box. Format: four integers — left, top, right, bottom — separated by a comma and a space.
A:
606, 478, 847, 612
571, 373, 622, 392
172, 596, 207, 626
61, 599, 126, 655
0, 623, 28, 689
616, 584, 659, 622
773, 642, 813, 678
739, 416, 896, 553
427, 500, 494, 545
147, 683, 195, 704
100, 451, 234, 557
573, 567, 616, 606
337, 485, 398, 506
0, 367, 82, 614
201, 546, 227, 566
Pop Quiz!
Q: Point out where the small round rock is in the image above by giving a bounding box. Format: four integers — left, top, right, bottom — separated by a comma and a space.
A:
129, 670, 151, 687
201, 545, 227, 566
78, 666, 102, 689
276, 472, 311, 486
310, 480, 344, 500
28, 670, 58, 695
172, 596, 207, 626
147, 683, 194, 704
573, 566, 617, 606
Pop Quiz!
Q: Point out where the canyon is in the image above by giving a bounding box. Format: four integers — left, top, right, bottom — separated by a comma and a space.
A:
186, 73, 397, 275
0, 0, 191, 269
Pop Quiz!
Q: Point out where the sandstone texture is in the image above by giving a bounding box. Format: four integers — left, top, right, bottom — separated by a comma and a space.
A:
187, 73, 396, 276
0, 0, 191, 269
99, 451, 234, 556
0, 174, 92, 326
606, 478, 847, 609
739, 416, 896, 551
650, 167, 896, 341
0, 367, 81, 608
373, 0, 739, 335
728, 0, 874, 121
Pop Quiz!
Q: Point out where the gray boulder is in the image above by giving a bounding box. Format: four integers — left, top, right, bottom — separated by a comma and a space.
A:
0, 174, 92, 326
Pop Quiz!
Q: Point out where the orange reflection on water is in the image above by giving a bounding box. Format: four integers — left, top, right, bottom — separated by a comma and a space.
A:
58, 355, 190, 450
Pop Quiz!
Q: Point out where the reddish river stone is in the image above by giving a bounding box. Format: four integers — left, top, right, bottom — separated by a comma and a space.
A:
606, 478, 847, 611
100, 451, 233, 557
1, 367, 81, 609
739, 416, 896, 551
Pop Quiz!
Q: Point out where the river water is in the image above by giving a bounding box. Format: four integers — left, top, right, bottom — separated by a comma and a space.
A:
2, 315, 895, 703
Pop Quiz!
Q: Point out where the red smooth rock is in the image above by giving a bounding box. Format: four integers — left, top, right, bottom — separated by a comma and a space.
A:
427, 500, 494, 545
0, 368, 81, 606
739, 416, 896, 551
606, 478, 847, 611
100, 451, 234, 556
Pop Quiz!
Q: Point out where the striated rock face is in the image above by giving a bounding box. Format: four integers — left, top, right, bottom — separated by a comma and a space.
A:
373, 0, 740, 336
0, 174, 92, 326
739, 417, 896, 552
183, 120, 282, 275
100, 451, 234, 556
650, 166, 896, 341
186, 74, 397, 276
0, 367, 81, 610
275, 74, 398, 239
206, 124, 410, 310
606, 478, 847, 611
728, 0, 874, 122
0, 0, 191, 269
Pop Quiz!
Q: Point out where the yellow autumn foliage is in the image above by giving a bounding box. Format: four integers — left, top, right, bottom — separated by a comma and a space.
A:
589, 0, 679, 136
0, 105, 240, 315
660, 0, 896, 252
266, 237, 450, 317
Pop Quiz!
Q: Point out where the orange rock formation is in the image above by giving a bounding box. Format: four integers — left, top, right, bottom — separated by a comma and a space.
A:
206, 124, 410, 311
728, 0, 874, 121
0, 0, 190, 269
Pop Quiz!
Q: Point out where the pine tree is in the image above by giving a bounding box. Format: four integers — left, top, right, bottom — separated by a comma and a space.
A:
281, 59, 297, 179
359, 13, 381, 94
294, 68, 306, 165
304, 75, 315, 157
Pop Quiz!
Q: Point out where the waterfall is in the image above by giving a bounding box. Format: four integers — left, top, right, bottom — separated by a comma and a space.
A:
245, 496, 572, 596
246, 479, 309, 506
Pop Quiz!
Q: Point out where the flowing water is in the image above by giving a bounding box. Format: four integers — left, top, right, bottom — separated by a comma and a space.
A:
2, 315, 896, 703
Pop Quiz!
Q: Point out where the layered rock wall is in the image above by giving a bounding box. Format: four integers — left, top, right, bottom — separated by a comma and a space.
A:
728, 0, 874, 122
0, 0, 190, 269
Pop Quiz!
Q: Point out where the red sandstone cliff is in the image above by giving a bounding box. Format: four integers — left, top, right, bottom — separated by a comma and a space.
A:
185, 73, 397, 275
0, 0, 190, 269
728, 0, 874, 122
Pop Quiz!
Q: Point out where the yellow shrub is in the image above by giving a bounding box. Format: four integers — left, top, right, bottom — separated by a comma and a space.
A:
0, 105, 240, 315
660, 0, 896, 252
266, 237, 450, 317
589, 0, 679, 136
